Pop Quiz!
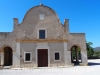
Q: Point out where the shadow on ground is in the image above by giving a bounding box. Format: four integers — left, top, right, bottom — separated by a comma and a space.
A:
88, 62, 100, 66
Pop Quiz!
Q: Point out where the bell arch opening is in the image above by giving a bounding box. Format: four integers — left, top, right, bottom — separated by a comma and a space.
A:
4, 47, 13, 66
71, 45, 82, 65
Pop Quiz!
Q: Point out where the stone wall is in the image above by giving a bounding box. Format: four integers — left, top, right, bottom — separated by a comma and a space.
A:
13, 5, 68, 40
67, 33, 88, 65
19, 42, 65, 67
0, 4, 87, 67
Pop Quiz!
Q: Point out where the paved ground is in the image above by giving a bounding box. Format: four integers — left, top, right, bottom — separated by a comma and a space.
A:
0, 59, 100, 75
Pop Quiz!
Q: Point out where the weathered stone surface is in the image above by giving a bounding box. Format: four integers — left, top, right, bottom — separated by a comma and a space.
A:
0, 4, 87, 68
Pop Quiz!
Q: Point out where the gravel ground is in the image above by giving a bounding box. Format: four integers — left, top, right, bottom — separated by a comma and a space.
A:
0, 59, 100, 75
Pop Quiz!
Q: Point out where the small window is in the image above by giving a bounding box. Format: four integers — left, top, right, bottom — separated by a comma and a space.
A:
24, 52, 32, 62
39, 30, 45, 39
55, 52, 60, 60
39, 14, 44, 20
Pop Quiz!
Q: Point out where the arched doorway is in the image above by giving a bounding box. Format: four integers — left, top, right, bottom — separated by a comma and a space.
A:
4, 47, 13, 66
71, 45, 82, 65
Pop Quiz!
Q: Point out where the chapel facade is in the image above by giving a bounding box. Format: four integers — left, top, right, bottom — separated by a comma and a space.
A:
0, 4, 88, 68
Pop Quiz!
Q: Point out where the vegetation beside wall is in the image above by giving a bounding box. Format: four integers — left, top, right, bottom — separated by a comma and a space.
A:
86, 41, 100, 59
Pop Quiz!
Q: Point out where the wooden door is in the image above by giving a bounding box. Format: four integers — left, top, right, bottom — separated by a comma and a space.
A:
38, 49, 48, 67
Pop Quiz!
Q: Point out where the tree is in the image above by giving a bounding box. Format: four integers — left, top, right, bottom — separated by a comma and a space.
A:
86, 41, 94, 58
94, 51, 100, 58
72, 47, 81, 59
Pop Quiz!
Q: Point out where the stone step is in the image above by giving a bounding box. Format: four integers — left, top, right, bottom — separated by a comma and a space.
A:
3, 66, 11, 69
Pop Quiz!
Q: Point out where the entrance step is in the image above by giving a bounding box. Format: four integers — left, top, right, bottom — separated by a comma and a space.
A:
3, 66, 11, 69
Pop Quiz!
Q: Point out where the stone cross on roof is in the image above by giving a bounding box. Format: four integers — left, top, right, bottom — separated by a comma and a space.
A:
40, 0, 43, 5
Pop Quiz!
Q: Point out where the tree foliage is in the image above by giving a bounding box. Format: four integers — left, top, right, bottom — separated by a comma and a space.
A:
94, 52, 100, 57
86, 41, 94, 58
72, 47, 81, 59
